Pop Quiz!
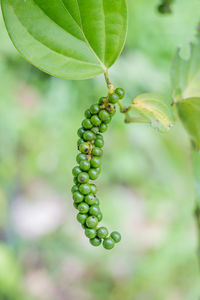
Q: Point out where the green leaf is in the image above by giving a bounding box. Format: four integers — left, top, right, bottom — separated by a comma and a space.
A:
1, 0, 127, 80
132, 93, 174, 132
177, 97, 200, 149
171, 37, 200, 100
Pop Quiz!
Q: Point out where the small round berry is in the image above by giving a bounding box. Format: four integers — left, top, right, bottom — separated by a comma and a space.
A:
96, 212, 103, 222
115, 88, 125, 99
88, 169, 99, 180
85, 193, 96, 205
72, 166, 82, 177
78, 172, 89, 184
78, 202, 89, 214
85, 109, 92, 119
77, 213, 88, 224
94, 198, 100, 206
92, 147, 103, 157
71, 185, 79, 193
106, 103, 116, 114
85, 228, 96, 239
103, 237, 115, 250
90, 237, 101, 247
95, 139, 104, 148
91, 115, 101, 126
76, 153, 87, 164
98, 97, 107, 105
97, 227, 109, 239
104, 117, 112, 124
90, 184, 97, 194
77, 138, 85, 147
79, 160, 90, 171
95, 167, 101, 174
91, 157, 101, 168
99, 110, 110, 121
91, 127, 99, 134
83, 131, 95, 141
86, 216, 98, 228
96, 133, 103, 139
79, 184, 91, 195
79, 142, 90, 154
73, 192, 84, 203
90, 104, 100, 115
73, 177, 79, 185
99, 123, 108, 133
73, 202, 79, 209
89, 205, 100, 217
77, 127, 85, 138
111, 231, 121, 243
109, 93, 119, 104
82, 119, 93, 129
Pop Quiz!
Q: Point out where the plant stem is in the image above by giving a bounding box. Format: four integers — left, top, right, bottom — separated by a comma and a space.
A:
192, 146, 200, 268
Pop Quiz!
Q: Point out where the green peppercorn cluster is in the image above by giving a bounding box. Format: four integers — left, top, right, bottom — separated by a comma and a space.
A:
71, 88, 125, 250
157, 0, 174, 14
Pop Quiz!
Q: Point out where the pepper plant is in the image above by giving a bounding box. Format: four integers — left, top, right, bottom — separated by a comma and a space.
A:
1, 0, 200, 257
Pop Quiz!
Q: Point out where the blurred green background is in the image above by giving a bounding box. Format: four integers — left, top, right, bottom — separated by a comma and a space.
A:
0, 0, 200, 299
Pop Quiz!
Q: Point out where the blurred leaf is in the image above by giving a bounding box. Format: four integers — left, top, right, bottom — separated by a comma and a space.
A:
1, 0, 127, 80
171, 37, 200, 100
132, 93, 174, 132
177, 97, 200, 149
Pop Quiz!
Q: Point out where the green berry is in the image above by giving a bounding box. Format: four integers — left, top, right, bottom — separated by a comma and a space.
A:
76, 153, 87, 164
88, 169, 99, 180
96, 212, 103, 222
79, 142, 90, 154
85, 228, 96, 239
83, 131, 95, 141
98, 97, 107, 105
95, 167, 101, 174
77, 138, 85, 147
115, 88, 125, 99
99, 110, 110, 121
94, 198, 100, 206
78, 172, 89, 184
85, 193, 96, 205
91, 127, 99, 134
97, 227, 109, 239
111, 231, 121, 243
91, 115, 101, 126
73, 192, 84, 203
85, 109, 92, 119
92, 147, 103, 157
109, 93, 119, 104
72, 166, 82, 177
106, 103, 116, 114
91, 157, 101, 168
95, 139, 104, 148
90, 237, 101, 247
77, 213, 88, 224
99, 123, 108, 133
79, 184, 91, 195
71, 185, 79, 193
86, 216, 98, 228
79, 160, 90, 171
73, 202, 79, 209
78, 202, 89, 214
82, 119, 93, 129
90, 104, 100, 115
90, 184, 97, 194
104, 117, 112, 124
96, 133, 103, 139
89, 205, 100, 216
77, 128, 85, 138
103, 237, 115, 250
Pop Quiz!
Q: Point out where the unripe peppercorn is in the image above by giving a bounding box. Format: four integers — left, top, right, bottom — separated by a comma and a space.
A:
85, 193, 96, 205
73, 202, 79, 209
73, 177, 79, 185
77, 138, 85, 147
103, 237, 115, 250
97, 227, 109, 239
83, 131, 95, 141
96, 212, 103, 222
85, 228, 96, 239
86, 216, 98, 228
99, 123, 108, 133
99, 110, 110, 121
89, 205, 100, 216
98, 97, 107, 105
111, 231, 121, 243
106, 103, 116, 114
91, 115, 101, 126
79, 160, 90, 171
104, 117, 112, 124
79, 183, 91, 195
78, 172, 89, 184
88, 169, 99, 180
115, 88, 125, 99
90, 237, 101, 247
79, 142, 90, 154
95, 139, 104, 148
77, 213, 88, 225
92, 147, 103, 157
71, 185, 79, 193
76, 153, 87, 164
73, 192, 84, 203
94, 198, 100, 206
77, 127, 85, 138
82, 119, 93, 129
72, 166, 82, 177
91, 127, 99, 134
90, 104, 100, 114
78, 202, 89, 214
96, 133, 103, 140
109, 93, 119, 104
85, 109, 92, 119
90, 184, 97, 194
90, 157, 101, 168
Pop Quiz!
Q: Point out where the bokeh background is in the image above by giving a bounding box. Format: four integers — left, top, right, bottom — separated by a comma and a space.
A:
0, 0, 200, 299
